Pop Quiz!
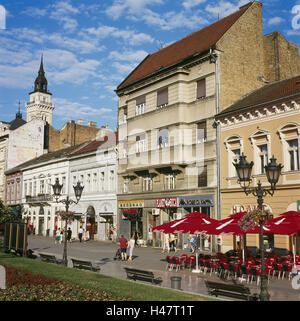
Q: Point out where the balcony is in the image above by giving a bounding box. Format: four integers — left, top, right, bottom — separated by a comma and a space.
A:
25, 194, 53, 206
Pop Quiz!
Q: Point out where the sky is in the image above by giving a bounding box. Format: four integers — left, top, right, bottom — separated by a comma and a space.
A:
0, 0, 300, 131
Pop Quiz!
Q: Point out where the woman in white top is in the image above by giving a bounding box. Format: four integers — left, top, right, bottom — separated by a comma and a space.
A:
128, 236, 135, 261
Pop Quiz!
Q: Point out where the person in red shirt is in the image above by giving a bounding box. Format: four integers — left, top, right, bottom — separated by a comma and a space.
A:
118, 235, 128, 261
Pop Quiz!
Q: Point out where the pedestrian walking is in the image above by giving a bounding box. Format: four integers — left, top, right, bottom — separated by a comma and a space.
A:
78, 226, 83, 243
60, 228, 64, 244
189, 234, 196, 253
112, 226, 117, 243
55, 228, 61, 244
127, 235, 135, 261
134, 231, 140, 247
118, 234, 128, 261
67, 227, 72, 243
162, 233, 170, 253
169, 233, 177, 252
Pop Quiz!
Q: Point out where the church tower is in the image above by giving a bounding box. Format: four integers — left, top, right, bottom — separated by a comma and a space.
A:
26, 55, 55, 125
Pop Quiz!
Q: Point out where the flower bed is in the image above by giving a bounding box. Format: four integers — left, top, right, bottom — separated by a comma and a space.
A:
0, 266, 128, 301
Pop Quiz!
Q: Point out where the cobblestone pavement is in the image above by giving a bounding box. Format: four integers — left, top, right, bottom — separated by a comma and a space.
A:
28, 235, 300, 301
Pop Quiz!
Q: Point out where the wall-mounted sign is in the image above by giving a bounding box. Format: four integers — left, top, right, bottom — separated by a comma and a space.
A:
178, 195, 214, 207
297, 201, 300, 212
118, 200, 144, 208
156, 198, 178, 208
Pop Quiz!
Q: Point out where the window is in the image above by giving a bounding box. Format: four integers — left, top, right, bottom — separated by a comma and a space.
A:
73, 175, 77, 187
29, 182, 32, 196
258, 144, 268, 174
225, 136, 243, 177
288, 139, 299, 171
100, 172, 105, 191
87, 174, 91, 193
123, 179, 129, 193
123, 106, 127, 122
62, 176, 66, 194
33, 181, 37, 196
109, 170, 115, 191
197, 78, 206, 99
143, 176, 153, 191
24, 183, 28, 197
40, 180, 45, 194
136, 96, 146, 115
157, 88, 168, 108
165, 173, 175, 190
93, 173, 98, 192
158, 129, 169, 148
198, 165, 207, 187
136, 135, 146, 153
197, 121, 207, 143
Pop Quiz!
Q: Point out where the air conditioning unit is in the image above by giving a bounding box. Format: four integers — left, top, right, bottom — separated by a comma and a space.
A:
173, 213, 182, 220
152, 208, 160, 216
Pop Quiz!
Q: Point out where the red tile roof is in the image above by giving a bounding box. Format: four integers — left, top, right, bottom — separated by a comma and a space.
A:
117, 2, 252, 91
217, 75, 300, 117
71, 131, 117, 155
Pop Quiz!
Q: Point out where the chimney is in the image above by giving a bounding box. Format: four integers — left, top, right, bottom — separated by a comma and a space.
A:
88, 121, 97, 128
77, 119, 84, 125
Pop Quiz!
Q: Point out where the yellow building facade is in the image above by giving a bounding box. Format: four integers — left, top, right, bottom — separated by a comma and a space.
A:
217, 76, 300, 254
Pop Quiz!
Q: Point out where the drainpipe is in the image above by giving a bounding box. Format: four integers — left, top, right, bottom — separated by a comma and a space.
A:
211, 48, 221, 253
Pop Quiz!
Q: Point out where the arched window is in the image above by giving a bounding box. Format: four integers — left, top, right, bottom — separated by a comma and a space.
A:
278, 123, 300, 172
225, 135, 243, 177
250, 129, 271, 175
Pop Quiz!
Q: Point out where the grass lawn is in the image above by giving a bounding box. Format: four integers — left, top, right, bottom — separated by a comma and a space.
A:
0, 252, 216, 301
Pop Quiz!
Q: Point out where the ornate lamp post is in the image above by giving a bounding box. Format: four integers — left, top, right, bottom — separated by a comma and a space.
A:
52, 178, 84, 266
233, 154, 283, 301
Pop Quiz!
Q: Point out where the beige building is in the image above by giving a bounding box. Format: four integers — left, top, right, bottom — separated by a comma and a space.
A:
216, 75, 300, 254
115, 1, 300, 250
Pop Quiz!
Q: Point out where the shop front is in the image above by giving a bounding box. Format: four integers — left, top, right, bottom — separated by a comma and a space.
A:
178, 195, 215, 252
119, 200, 144, 241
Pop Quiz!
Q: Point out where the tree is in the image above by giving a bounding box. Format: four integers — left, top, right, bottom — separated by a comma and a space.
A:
0, 199, 19, 224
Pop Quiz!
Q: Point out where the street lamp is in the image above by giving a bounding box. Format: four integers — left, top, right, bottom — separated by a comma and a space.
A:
52, 178, 84, 266
233, 153, 283, 301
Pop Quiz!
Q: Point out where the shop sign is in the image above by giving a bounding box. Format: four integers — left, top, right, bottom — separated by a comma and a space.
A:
178, 195, 214, 207
232, 204, 271, 213
298, 201, 300, 212
118, 200, 144, 208
156, 198, 178, 208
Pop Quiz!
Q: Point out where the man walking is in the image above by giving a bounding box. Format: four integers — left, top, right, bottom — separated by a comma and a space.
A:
118, 234, 128, 261
78, 226, 83, 243
67, 227, 72, 243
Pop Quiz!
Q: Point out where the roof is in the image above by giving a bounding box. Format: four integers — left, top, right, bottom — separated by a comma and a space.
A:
71, 131, 117, 156
216, 75, 300, 117
9, 114, 26, 131
117, 2, 252, 91
5, 142, 87, 174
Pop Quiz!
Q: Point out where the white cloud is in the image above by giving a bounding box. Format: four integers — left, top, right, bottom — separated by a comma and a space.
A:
109, 50, 148, 62
182, 0, 206, 10
205, 0, 248, 19
112, 61, 138, 75
105, 0, 163, 20
268, 17, 285, 26
53, 97, 113, 119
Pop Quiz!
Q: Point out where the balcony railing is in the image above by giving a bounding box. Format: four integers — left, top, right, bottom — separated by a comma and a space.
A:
26, 194, 53, 204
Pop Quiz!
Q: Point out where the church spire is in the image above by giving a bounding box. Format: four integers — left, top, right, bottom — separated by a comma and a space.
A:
34, 55, 49, 93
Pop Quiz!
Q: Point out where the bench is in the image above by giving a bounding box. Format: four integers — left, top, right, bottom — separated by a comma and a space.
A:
71, 258, 101, 272
39, 253, 63, 264
204, 280, 259, 301
124, 267, 162, 285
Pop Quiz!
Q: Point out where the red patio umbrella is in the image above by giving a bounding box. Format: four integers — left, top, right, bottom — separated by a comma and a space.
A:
153, 212, 219, 273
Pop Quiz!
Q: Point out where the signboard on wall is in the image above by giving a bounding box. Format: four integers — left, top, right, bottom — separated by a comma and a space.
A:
178, 195, 214, 207
298, 201, 300, 212
118, 200, 144, 208
156, 198, 178, 208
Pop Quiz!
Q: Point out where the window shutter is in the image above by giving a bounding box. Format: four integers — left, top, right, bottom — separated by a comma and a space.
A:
197, 79, 206, 99
198, 165, 207, 187
157, 88, 168, 107
136, 96, 145, 105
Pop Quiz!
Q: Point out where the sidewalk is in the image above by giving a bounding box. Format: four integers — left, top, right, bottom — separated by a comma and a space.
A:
28, 235, 300, 301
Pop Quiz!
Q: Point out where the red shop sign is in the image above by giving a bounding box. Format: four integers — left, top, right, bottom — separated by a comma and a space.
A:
156, 198, 178, 208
